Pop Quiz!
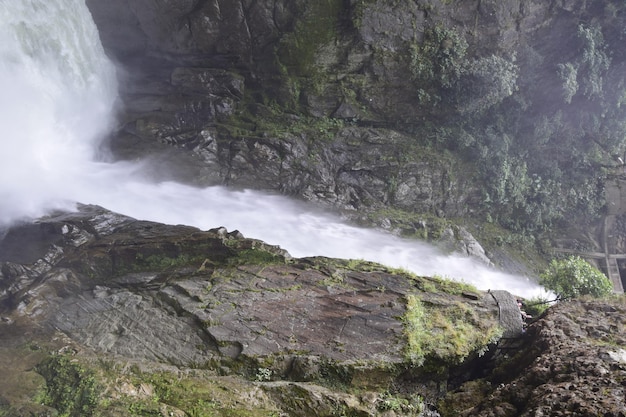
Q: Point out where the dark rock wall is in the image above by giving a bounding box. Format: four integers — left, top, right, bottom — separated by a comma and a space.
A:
85, 0, 626, 233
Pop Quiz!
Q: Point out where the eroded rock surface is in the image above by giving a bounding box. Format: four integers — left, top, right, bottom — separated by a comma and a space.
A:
0, 205, 513, 415
442, 299, 626, 417
0, 206, 503, 365
83, 0, 626, 237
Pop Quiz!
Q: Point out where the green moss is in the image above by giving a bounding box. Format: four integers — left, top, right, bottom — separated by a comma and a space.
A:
139, 253, 192, 270
383, 269, 479, 296
317, 358, 355, 391
403, 295, 429, 365
94, 366, 282, 417
35, 355, 100, 417
368, 208, 454, 240
94, 239, 287, 278
227, 248, 285, 266
318, 257, 479, 296
110, 252, 201, 277
403, 295, 502, 365
276, 0, 342, 77
430, 275, 479, 296
221, 94, 344, 143
262, 0, 346, 122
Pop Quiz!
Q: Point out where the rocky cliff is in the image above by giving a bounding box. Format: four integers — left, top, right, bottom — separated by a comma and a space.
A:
85, 0, 626, 242
0, 206, 624, 416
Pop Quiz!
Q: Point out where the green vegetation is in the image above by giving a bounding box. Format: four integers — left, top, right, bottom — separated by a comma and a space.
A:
453, 20, 623, 233
460, 54, 519, 114
134, 372, 277, 416
32, 358, 284, 417
220, 96, 345, 142
429, 275, 479, 296
403, 295, 502, 366
377, 391, 424, 415
368, 208, 454, 240
254, 367, 273, 382
410, 25, 468, 89
134, 253, 192, 271
539, 256, 613, 300
319, 257, 479, 296
392, 17, 625, 236
575, 23, 611, 99
226, 248, 285, 266
90, 239, 288, 279
523, 295, 552, 317
403, 295, 429, 365
276, 0, 342, 77
35, 355, 99, 417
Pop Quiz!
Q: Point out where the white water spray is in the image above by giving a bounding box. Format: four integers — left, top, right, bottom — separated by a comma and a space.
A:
0, 0, 547, 298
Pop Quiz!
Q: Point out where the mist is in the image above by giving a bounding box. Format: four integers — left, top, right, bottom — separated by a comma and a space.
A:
0, 0, 548, 299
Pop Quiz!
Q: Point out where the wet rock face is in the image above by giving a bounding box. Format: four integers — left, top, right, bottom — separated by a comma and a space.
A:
85, 0, 490, 217
0, 206, 507, 397
2, 206, 625, 415
83, 0, 608, 227
443, 299, 626, 417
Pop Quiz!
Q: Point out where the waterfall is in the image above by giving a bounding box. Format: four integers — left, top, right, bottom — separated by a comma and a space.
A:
0, 0, 547, 298
0, 0, 119, 221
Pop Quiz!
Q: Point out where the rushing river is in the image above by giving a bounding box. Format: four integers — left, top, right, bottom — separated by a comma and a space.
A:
0, 0, 547, 298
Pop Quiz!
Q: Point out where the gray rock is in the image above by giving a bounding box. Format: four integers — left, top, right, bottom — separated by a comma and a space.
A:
0, 206, 504, 379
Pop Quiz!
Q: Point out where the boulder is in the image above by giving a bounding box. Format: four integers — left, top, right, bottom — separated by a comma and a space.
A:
0, 205, 511, 413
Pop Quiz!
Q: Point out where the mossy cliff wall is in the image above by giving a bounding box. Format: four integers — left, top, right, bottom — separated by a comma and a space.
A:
87, 0, 626, 238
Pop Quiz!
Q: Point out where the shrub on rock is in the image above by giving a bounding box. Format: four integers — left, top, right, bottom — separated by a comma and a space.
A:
539, 256, 613, 300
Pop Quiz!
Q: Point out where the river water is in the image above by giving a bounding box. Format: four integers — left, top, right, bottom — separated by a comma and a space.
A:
0, 0, 547, 298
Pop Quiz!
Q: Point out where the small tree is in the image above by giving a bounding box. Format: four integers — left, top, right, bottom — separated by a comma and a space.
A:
539, 256, 613, 300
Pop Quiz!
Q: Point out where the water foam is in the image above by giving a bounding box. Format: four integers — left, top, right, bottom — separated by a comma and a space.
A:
0, 0, 547, 298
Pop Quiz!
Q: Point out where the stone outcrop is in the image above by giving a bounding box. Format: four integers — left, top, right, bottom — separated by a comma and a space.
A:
488, 290, 524, 339
0, 205, 502, 362
0, 205, 512, 415
0, 206, 625, 415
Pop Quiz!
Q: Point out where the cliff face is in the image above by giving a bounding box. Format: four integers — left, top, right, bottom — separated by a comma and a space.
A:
85, 0, 626, 240
84, 0, 490, 213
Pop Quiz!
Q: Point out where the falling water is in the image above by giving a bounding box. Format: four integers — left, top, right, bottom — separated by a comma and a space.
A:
0, 0, 547, 298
